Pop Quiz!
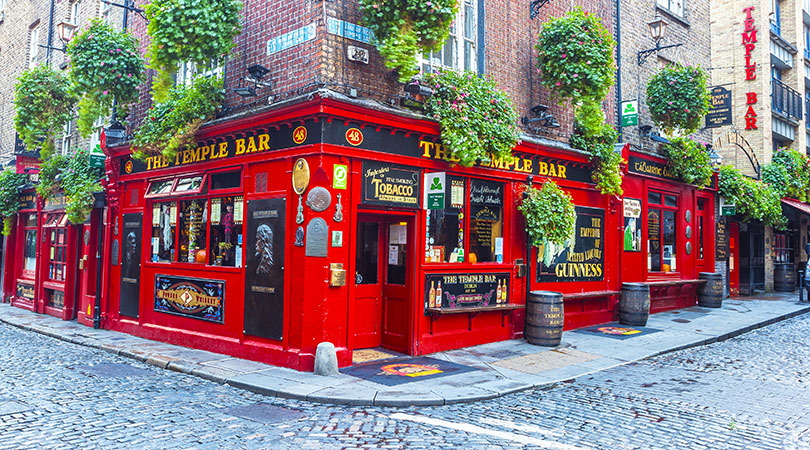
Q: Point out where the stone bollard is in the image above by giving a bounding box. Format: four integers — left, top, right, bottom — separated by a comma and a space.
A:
314, 342, 339, 376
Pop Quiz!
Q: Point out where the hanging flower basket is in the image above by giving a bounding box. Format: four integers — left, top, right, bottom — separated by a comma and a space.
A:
13, 65, 77, 159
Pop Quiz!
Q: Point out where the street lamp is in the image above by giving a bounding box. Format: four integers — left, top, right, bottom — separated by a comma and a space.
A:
708, 144, 723, 170
39, 21, 77, 54
637, 15, 683, 65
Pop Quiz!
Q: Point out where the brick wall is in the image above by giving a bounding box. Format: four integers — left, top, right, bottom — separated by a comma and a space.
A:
619, 0, 712, 157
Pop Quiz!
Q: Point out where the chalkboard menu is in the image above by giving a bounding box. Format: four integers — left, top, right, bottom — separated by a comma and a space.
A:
361, 160, 420, 208
716, 218, 727, 260
120, 213, 143, 318
537, 206, 605, 282
425, 272, 511, 309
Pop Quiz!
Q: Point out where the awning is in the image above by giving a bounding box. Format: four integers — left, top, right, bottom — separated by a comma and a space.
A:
781, 197, 810, 216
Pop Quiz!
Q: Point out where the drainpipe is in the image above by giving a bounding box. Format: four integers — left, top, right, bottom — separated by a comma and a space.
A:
45, 0, 55, 65
615, 0, 622, 141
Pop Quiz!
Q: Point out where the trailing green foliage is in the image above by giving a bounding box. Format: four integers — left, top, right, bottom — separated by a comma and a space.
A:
133, 76, 224, 161
67, 20, 146, 137
62, 148, 104, 224
36, 153, 69, 199
646, 64, 710, 136
421, 69, 520, 166
569, 103, 622, 195
518, 181, 577, 247
663, 137, 714, 188
0, 169, 28, 235
145, 0, 241, 101
536, 7, 616, 104
13, 66, 78, 159
359, 0, 458, 82
718, 165, 785, 228
762, 147, 810, 202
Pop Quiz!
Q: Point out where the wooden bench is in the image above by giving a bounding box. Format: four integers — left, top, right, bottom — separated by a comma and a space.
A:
425, 304, 525, 330
563, 290, 621, 300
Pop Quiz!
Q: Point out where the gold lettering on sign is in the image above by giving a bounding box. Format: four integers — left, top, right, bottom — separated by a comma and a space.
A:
419, 140, 539, 176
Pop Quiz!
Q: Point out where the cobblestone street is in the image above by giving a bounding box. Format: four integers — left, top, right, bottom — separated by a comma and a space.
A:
1, 313, 810, 450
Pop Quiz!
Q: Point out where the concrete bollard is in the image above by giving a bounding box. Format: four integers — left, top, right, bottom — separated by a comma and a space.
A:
314, 342, 339, 376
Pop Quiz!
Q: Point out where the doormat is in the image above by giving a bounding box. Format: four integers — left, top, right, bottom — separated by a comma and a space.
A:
341, 356, 476, 386
352, 348, 402, 364
573, 322, 662, 340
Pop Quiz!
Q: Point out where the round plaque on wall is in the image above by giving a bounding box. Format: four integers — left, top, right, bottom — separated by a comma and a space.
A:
305, 187, 332, 212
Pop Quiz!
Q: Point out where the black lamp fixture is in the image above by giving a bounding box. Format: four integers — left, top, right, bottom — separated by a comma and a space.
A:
707, 144, 723, 169
529, 0, 554, 19
235, 64, 271, 98
637, 14, 683, 65
404, 81, 434, 98
639, 124, 653, 137
39, 21, 77, 54
521, 104, 560, 129
104, 120, 127, 147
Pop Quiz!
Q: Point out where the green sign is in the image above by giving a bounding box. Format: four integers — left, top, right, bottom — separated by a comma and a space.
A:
621, 100, 638, 127
721, 204, 736, 216
333, 164, 348, 189
424, 172, 445, 210
89, 153, 106, 169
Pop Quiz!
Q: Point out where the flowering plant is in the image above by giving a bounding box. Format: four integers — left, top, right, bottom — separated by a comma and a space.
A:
518, 181, 576, 247
145, 0, 241, 101
762, 147, 810, 201
569, 103, 622, 195
646, 64, 710, 136
133, 76, 223, 161
67, 20, 145, 137
359, 0, 458, 82
719, 165, 785, 227
13, 65, 77, 159
420, 69, 520, 166
663, 137, 713, 188
0, 169, 28, 235
536, 7, 615, 104
36, 148, 103, 223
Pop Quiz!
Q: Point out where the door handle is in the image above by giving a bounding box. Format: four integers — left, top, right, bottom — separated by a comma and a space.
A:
79, 255, 88, 270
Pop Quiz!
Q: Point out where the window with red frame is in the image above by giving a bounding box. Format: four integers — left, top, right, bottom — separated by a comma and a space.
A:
647, 191, 678, 273
22, 214, 37, 275
46, 214, 68, 282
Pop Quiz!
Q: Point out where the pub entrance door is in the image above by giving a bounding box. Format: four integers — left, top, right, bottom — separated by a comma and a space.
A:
353, 214, 413, 354
729, 221, 739, 295
76, 210, 101, 326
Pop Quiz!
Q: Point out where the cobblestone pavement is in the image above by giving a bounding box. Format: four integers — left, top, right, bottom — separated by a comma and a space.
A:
1, 314, 810, 450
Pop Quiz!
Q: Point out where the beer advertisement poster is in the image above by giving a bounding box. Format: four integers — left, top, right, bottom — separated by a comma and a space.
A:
154, 275, 225, 323
424, 272, 511, 310
536, 206, 605, 282
361, 160, 420, 208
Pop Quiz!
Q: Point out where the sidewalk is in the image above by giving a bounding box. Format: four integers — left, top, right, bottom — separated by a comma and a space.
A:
1, 292, 807, 407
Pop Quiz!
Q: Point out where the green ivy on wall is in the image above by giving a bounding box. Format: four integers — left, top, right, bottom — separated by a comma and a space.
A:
663, 137, 714, 188
762, 147, 810, 202
0, 169, 28, 235
719, 165, 785, 228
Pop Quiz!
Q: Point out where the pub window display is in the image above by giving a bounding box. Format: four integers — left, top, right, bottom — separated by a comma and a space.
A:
23, 214, 37, 273
425, 177, 504, 264
46, 215, 68, 282
146, 171, 244, 267
647, 191, 678, 272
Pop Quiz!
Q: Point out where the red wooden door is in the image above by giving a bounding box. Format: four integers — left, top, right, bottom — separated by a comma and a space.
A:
77, 214, 98, 326
381, 218, 412, 354
729, 221, 739, 295
353, 218, 384, 348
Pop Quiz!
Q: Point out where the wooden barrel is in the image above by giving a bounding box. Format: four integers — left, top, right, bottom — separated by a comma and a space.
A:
619, 283, 650, 326
525, 291, 564, 347
774, 263, 796, 292
697, 272, 724, 308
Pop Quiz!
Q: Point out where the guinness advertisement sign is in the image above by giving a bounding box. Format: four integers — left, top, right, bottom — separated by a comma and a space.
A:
361, 160, 420, 208
154, 275, 225, 323
537, 206, 605, 282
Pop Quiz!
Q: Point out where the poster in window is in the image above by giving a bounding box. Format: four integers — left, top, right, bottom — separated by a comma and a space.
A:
623, 198, 642, 252
154, 275, 225, 323
119, 213, 143, 318
244, 197, 286, 341
536, 206, 604, 282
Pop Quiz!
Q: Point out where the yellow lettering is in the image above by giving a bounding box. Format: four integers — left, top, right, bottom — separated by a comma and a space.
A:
420, 141, 433, 158
557, 165, 566, 179
235, 138, 246, 155
219, 142, 229, 157
258, 134, 270, 151
548, 164, 558, 178
539, 162, 548, 176
201, 145, 211, 161
246, 136, 257, 153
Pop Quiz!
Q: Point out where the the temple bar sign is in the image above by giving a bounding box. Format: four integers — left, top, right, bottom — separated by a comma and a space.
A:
706, 86, 732, 128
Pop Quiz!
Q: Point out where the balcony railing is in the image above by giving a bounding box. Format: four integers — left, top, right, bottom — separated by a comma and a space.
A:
771, 20, 781, 35
805, 48, 810, 61
772, 78, 803, 120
